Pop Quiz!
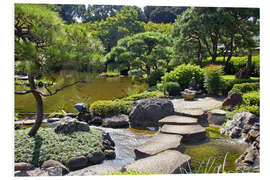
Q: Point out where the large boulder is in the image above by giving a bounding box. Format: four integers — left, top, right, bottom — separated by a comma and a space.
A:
220, 111, 259, 139
102, 114, 129, 128
222, 93, 242, 106
129, 98, 174, 129
54, 117, 89, 134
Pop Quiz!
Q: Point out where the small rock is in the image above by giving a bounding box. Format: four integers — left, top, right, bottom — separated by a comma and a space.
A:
67, 156, 88, 171
74, 103, 88, 113
15, 168, 48, 176
41, 160, 69, 175
102, 114, 129, 128
67, 164, 120, 176
45, 167, 63, 176
207, 109, 226, 125
88, 151, 105, 165
244, 151, 255, 165
55, 118, 89, 134
77, 112, 92, 123
15, 162, 34, 171
104, 150, 116, 159
222, 93, 242, 106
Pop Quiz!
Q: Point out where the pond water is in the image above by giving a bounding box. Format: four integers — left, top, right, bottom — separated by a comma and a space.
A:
90, 126, 246, 173
15, 70, 147, 114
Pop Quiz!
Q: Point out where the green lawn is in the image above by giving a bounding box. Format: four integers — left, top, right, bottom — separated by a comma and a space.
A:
222, 75, 259, 81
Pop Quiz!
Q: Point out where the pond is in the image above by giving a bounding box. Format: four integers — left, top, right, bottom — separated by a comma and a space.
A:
15, 70, 147, 114
90, 126, 246, 173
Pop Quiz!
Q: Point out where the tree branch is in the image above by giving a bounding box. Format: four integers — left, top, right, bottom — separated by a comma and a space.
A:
15, 90, 33, 95
39, 80, 86, 97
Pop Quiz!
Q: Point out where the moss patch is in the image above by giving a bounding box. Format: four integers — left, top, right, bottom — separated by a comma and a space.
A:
15, 128, 103, 167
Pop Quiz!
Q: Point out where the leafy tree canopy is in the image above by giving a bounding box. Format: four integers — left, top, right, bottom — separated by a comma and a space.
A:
106, 32, 173, 76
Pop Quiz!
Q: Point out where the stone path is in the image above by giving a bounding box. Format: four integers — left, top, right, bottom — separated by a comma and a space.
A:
122, 150, 191, 174
134, 133, 182, 159
123, 102, 209, 174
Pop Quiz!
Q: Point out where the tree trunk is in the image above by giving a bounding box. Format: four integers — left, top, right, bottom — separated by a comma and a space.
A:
197, 40, 202, 67
246, 51, 252, 76
28, 74, 44, 137
211, 38, 218, 64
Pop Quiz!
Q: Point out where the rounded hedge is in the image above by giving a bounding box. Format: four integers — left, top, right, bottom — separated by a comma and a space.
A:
162, 64, 204, 90
242, 91, 260, 106
228, 82, 260, 95
163, 82, 181, 96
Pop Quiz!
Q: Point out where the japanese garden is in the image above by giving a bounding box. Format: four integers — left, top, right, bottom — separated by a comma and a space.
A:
14, 4, 260, 176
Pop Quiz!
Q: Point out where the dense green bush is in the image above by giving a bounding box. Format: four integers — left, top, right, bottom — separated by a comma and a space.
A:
221, 78, 259, 96
202, 56, 260, 76
242, 91, 260, 106
163, 82, 181, 96
90, 100, 133, 117
162, 64, 204, 90
228, 82, 260, 95
146, 70, 164, 87
203, 65, 223, 96
15, 128, 102, 167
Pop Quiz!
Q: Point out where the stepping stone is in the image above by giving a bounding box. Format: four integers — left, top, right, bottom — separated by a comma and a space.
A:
134, 133, 183, 159
122, 150, 191, 174
174, 108, 205, 118
67, 165, 120, 176
158, 115, 198, 126
160, 124, 206, 143
207, 109, 227, 125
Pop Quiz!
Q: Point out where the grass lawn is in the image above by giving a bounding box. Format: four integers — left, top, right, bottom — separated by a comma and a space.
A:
222, 75, 259, 81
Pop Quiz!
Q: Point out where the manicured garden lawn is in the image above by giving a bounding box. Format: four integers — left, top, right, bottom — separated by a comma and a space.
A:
222, 75, 259, 81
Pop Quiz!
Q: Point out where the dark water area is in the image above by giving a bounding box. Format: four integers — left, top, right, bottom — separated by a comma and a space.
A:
15, 70, 147, 113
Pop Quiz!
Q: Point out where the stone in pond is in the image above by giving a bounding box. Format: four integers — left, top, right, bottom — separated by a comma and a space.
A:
158, 115, 198, 126
122, 150, 191, 174
134, 133, 183, 159
160, 124, 206, 143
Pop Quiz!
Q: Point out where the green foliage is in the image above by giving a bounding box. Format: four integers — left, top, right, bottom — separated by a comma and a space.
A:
203, 65, 224, 96
163, 82, 181, 96
143, 21, 172, 35
90, 100, 133, 117
146, 70, 164, 87
14, 128, 102, 167
122, 91, 165, 101
162, 64, 204, 90
235, 105, 260, 116
106, 31, 172, 76
202, 56, 260, 76
228, 82, 259, 95
242, 91, 260, 106
221, 78, 259, 96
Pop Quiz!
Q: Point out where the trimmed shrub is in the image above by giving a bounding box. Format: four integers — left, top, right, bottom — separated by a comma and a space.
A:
90, 100, 133, 117
146, 70, 164, 87
15, 128, 102, 167
242, 91, 260, 106
228, 82, 260, 95
235, 105, 260, 116
163, 82, 181, 96
221, 78, 259, 96
122, 91, 165, 101
203, 65, 223, 96
202, 55, 260, 76
162, 64, 204, 90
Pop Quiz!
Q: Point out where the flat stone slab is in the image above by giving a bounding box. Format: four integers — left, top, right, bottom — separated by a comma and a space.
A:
174, 108, 205, 118
67, 165, 120, 176
158, 115, 198, 126
208, 109, 227, 125
122, 150, 191, 174
134, 133, 183, 159
160, 124, 206, 142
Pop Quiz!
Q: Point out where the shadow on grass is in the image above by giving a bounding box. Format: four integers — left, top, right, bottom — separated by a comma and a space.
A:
31, 135, 42, 167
